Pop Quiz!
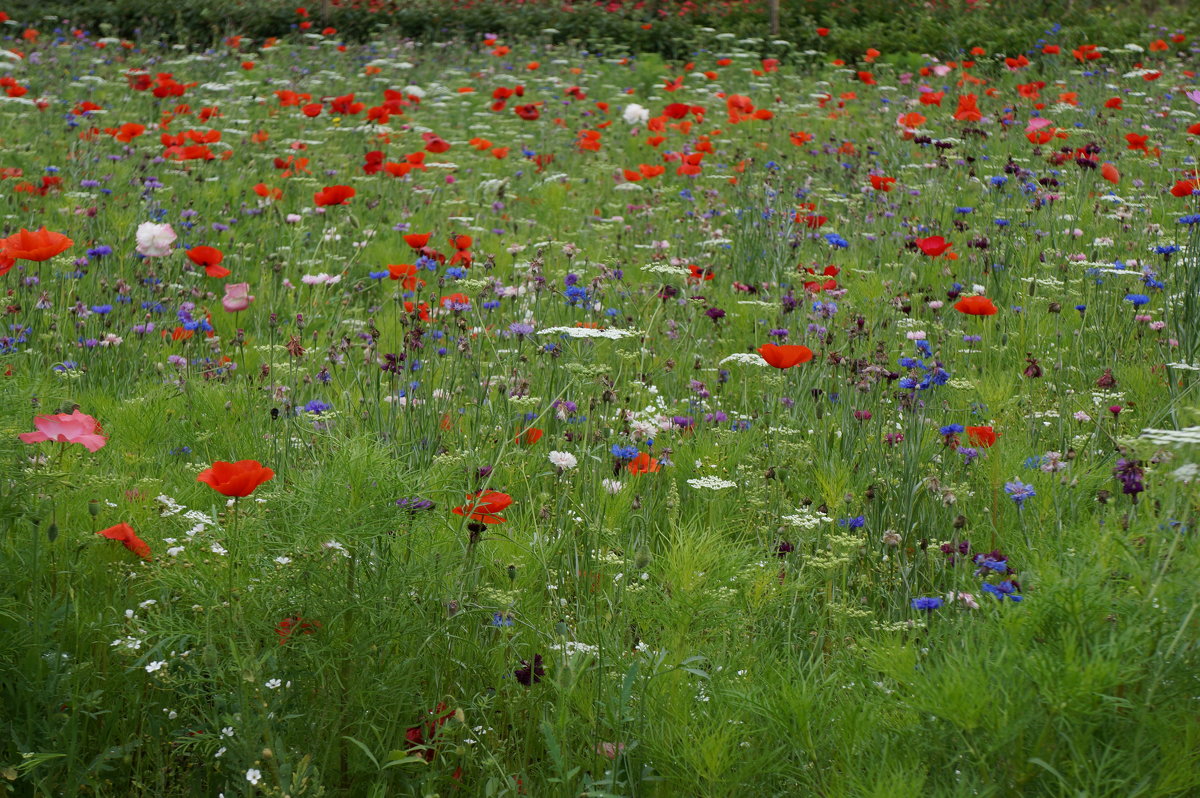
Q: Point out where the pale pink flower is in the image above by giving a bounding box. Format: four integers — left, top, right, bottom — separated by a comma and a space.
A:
221, 283, 254, 313
135, 222, 177, 258
19, 410, 107, 452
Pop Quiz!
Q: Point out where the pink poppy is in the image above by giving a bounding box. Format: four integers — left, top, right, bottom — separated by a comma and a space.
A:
19, 410, 107, 452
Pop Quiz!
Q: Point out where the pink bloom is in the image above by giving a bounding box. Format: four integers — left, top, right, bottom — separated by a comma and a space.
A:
135, 222, 177, 258
1024, 117, 1054, 133
222, 282, 254, 312
1186, 89, 1200, 106
19, 410, 107, 452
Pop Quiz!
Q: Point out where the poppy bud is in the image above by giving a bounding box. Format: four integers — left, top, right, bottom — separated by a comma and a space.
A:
507, 564, 517, 582
47, 522, 58, 542
953, 514, 967, 529
865, 484, 875, 500
1048, 302, 1061, 313
262, 749, 273, 759
88, 499, 100, 517
447, 600, 460, 617
631, 495, 642, 510
764, 467, 775, 480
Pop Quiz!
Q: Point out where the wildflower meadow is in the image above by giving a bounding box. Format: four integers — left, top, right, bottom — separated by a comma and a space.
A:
2, 3, 1200, 796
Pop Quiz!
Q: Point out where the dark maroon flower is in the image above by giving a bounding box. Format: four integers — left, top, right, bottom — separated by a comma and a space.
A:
514, 654, 545, 686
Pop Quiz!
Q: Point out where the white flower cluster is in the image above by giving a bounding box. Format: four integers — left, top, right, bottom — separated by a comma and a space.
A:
719, 352, 769, 366
687, 476, 738, 491
537, 326, 641, 339
1140, 426, 1200, 446
780, 506, 829, 530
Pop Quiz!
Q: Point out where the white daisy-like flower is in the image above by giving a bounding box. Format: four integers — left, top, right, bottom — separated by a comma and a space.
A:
246, 768, 262, 786
548, 451, 578, 470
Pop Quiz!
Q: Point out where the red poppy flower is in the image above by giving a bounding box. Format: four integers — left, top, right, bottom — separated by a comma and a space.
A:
98, 522, 152, 560
915, 236, 953, 257
0, 226, 74, 262
276, 615, 321, 645
954, 296, 998, 316
313, 185, 355, 206
514, 103, 540, 121
626, 452, 661, 475
186, 245, 229, 278
197, 459, 275, 497
387, 263, 425, 290
757, 343, 814, 369
966, 426, 998, 447
516, 427, 543, 445
404, 233, 430, 250
452, 490, 513, 524
869, 175, 896, 191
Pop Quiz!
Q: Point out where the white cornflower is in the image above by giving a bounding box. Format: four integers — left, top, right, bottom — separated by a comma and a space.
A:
548, 451, 578, 470
622, 103, 649, 125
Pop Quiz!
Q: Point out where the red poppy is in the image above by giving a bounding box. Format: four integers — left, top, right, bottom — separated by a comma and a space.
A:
1101, 163, 1120, 185
404, 233, 430, 250
0, 226, 74, 262
966, 426, 998, 447
915, 236, 953, 257
954, 296, 998, 316
516, 427, 543, 445
98, 522, 152, 560
197, 459, 275, 497
626, 453, 661, 475
313, 185, 355, 206
452, 490, 513, 524
869, 175, 896, 191
514, 104, 540, 121
1170, 179, 1200, 198
757, 343, 814, 369
276, 615, 321, 645
186, 245, 229, 278
387, 263, 425, 290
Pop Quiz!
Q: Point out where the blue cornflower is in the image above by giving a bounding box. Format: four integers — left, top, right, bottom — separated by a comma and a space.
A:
368, 270, 389, 280
303, 400, 333, 415
1124, 293, 1150, 306
911, 597, 944, 611
1004, 480, 1036, 508
823, 233, 849, 249
491, 613, 515, 627
989, 175, 1007, 187
838, 516, 865, 528
1155, 245, 1179, 256
939, 424, 965, 436
1179, 214, 1200, 225
981, 581, 1024, 602
954, 206, 974, 214
90, 304, 113, 315
610, 444, 638, 461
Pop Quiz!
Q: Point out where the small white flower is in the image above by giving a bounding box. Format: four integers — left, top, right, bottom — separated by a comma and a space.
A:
245, 768, 262, 786
221, 726, 235, 737
265, 678, 282, 690
214, 746, 226, 758
548, 451, 578, 470
602, 479, 623, 494
622, 103, 650, 125
274, 555, 292, 565
145, 660, 166, 673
